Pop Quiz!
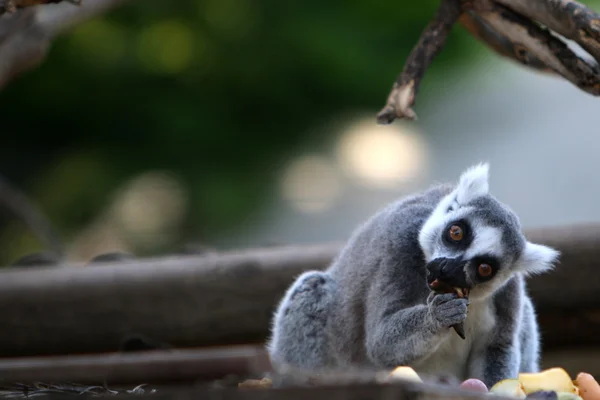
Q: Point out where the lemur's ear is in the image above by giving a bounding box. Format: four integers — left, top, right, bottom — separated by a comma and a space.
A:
456, 163, 489, 205
516, 241, 560, 276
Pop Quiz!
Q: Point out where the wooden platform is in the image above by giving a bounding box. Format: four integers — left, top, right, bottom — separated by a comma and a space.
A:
0, 222, 598, 397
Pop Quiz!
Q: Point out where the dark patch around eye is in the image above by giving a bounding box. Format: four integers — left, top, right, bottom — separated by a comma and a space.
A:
471, 254, 500, 282
442, 219, 472, 249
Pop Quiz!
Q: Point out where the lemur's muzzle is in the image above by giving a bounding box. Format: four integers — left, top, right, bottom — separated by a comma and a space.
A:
426, 257, 471, 340
426, 257, 471, 297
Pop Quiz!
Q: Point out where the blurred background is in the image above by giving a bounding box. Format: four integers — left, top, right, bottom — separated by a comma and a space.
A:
1, 0, 600, 264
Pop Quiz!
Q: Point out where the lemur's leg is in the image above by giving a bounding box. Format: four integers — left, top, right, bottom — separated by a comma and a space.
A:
267, 270, 338, 372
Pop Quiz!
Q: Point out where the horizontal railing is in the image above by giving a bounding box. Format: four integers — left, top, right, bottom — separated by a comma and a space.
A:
0, 223, 597, 358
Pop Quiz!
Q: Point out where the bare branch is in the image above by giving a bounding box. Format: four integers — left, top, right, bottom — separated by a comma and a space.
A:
458, 9, 554, 73
376, 0, 463, 124
494, 0, 600, 64
377, 0, 600, 124
474, 0, 600, 96
0, 0, 132, 90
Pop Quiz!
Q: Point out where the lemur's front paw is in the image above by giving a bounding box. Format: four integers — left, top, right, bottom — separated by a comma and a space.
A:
427, 292, 468, 330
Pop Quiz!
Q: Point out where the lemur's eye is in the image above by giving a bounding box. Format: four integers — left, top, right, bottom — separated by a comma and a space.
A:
448, 225, 464, 241
478, 263, 492, 277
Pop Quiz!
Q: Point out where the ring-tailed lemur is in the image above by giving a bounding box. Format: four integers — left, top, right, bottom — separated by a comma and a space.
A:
267, 163, 559, 388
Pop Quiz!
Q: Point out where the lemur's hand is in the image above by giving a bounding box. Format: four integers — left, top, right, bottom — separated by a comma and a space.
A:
426, 292, 468, 330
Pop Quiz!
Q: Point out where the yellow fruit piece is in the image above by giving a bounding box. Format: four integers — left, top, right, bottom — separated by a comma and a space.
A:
490, 378, 527, 399
519, 368, 577, 394
388, 366, 422, 383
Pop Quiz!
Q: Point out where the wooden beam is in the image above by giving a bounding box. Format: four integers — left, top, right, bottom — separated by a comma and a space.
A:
0, 223, 598, 357
0, 243, 339, 357
0, 348, 515, 400
0, 345, 271, 386
0, 344, 594, 396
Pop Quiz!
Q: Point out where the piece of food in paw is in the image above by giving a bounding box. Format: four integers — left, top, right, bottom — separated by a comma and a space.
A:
388, 366, 422, 383
460, 379, 488, 393
525, 390, 559, 400
430, 281, 469, 339
454, 287, 470, 298
519, 368, 577, 395
452, 322, 466, 339
490, 379, 527, 399
575, 372, 600, 400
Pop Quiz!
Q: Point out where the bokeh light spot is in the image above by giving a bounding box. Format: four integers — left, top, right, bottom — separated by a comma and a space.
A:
280, 155, 343, 214
110, 171, 189, 248
336, 117, 428, 188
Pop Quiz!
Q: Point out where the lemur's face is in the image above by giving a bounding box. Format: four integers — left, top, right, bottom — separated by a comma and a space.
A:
418, 164, 559, 300
421, 216, 510, 300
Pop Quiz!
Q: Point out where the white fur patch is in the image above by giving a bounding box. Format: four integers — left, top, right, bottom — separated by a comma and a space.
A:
418, 163, 492, 262
456, 163, 490, 205
516, 242, 560, 276
418, 193, 457, 260
465, 225, 503, 260
412, 300, 496, 381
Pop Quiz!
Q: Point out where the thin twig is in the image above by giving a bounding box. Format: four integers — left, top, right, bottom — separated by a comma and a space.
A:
376, 0, 463, 124
0, 175, 64, 258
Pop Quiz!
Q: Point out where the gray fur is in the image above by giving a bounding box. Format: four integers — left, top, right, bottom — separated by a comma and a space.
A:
267, 163, 559, 388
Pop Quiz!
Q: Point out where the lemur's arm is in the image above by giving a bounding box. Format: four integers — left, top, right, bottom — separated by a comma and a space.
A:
364, 277, 468, 367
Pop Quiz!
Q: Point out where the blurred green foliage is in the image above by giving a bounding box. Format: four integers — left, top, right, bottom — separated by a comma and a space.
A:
0, 0, 493, 262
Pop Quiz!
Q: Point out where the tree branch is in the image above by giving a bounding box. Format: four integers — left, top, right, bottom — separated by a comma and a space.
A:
472, 0, 600, 96
376, 0, 463, 124
377, 0, 600, 124
458, 10, 554, 73
493, 0, 600, 64
0, 0, 132, 90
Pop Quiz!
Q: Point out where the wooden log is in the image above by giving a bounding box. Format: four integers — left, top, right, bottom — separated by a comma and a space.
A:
0, 349, 511, 400
525, 223, 600, 310
0, 223, 598, 357
0, 345, 271, 385
0, 243, 339, 357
